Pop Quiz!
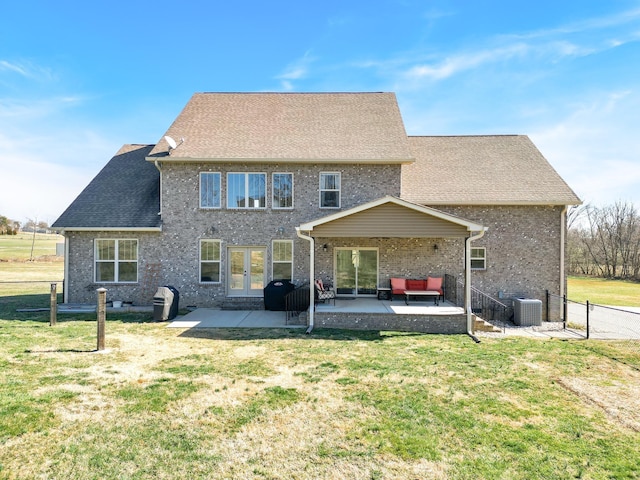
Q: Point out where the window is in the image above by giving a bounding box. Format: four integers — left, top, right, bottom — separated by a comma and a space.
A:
272, 173, 293, 209
200, 172, 221, 208
320, 172, 340, 208
95, 239, 138, 283
272, 240, 293, 280
200, 240, 221, 282
470, 247, 486, 270
227, 173, 266, 208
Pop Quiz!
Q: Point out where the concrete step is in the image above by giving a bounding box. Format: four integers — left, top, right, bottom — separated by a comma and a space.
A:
473, 315, 501, 332
220, 298, 265, 310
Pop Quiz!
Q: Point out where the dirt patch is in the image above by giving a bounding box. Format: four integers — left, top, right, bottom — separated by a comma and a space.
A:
556, 372, 640, 432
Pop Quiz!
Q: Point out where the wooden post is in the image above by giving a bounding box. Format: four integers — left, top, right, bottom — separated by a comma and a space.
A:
49, 283, 57, 326
96, 288, 106, 351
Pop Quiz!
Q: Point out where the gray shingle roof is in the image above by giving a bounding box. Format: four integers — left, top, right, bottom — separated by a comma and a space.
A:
147, 92, 412, 162
52, 144, 160, 229
401, 135, 582, 205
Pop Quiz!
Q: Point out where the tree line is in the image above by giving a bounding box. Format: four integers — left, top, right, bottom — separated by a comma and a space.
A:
0, 216, 20, 235
0, 216, 50, 235
568, 201, 640, 281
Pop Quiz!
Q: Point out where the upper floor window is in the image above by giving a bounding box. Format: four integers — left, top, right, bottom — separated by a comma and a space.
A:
272, 173, 293, 209
95, 239, 138, 283
320, 172, 340, 208
471, 247, 486, 270
200, 239, 221, 283
227, 173, 266, 209
200, 172, 221, 208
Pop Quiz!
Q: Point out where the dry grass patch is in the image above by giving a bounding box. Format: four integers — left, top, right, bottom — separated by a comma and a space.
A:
1, 319, 639, 479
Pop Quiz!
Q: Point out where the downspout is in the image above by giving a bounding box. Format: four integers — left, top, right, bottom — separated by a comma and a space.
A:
63, 232, 69, 304
560, 206, 567, 298
295, 227, 315, 334
465, 228, 486, 341
154, 160, 163, 218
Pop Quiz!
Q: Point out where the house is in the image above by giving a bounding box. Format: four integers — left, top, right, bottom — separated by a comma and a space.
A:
52, 92, 581, 333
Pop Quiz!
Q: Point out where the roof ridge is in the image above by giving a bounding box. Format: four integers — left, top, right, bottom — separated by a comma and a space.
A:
409, 134, 522, 138
194, 91, 391, 95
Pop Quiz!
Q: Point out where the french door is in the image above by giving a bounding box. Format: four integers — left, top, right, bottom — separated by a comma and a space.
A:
228, 247, 266, 296
335, 248, 378, 296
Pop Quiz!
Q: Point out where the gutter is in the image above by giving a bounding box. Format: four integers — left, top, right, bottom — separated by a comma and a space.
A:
465, 228, 487, 341
295, 227, 315, 334
54, 227, 162, 232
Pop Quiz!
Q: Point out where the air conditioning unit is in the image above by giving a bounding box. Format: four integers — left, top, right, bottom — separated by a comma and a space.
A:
513, 298, 542, 326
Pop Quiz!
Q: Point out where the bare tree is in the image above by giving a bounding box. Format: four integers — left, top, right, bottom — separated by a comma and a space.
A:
577, 201, 640, 279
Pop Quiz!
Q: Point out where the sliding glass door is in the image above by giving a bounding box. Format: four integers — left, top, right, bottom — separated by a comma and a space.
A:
335, 248, 378, 296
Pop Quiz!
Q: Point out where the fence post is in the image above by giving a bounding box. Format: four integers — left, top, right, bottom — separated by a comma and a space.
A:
586, 300, 590, 340
562, 294, 567, 330
96, 288, 106, 351
49, 283, 57, 326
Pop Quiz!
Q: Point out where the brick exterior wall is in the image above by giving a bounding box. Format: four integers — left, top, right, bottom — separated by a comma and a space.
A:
64, 231, 163, 305
63, 163, 566, 324
64, 162, 402, 306
307, 311, 467, 334
437, 205, 565, 321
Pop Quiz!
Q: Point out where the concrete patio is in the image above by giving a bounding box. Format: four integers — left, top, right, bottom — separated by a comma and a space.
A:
168, 298, 464, 331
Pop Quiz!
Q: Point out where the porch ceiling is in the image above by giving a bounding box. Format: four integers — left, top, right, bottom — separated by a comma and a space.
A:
298, 196, 486, 238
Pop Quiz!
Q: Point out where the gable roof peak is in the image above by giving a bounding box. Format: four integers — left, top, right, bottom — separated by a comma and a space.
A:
147, 92, 412, 162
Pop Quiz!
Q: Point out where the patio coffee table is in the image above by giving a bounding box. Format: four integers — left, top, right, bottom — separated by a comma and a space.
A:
404, 290, 440, 306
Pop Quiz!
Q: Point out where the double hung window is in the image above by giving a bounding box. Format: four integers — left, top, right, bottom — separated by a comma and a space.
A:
200, 239, 221, 282
95, 239, 138, 283
272, 240, 293, 280
320, 172, 340, 208
470, 247, 486, 270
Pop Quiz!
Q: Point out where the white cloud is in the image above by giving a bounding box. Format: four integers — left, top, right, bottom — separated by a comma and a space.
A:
529, 90, 640, 207
404, 43, 530, 81
0, 59, 56, 82
275, 51, 316, 90
0, 95, 118, 225
0, 156, 93, 225
0, 60, 29, 76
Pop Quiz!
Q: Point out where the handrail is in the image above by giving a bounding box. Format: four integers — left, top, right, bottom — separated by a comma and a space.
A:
447, 275, 510, 332
284, 283, 310, 325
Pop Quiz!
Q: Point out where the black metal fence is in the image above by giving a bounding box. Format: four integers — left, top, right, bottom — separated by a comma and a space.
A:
547, 291, 640, 341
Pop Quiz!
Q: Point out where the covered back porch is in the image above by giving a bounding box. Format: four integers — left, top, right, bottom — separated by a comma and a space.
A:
296, 196, 488, 334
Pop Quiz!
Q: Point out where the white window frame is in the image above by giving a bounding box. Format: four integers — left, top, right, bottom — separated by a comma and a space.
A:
272, 240, 293, 281
272, 172, 294, 209
200, 239, 222, 283
470, 247, 486, 270
319, 172, 341, 209
94, 239, 138, 283
199, 172, 221, 209
227, 172, 267, 209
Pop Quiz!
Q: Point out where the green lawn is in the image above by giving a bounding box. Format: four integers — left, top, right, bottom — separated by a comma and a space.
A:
0, 232, 63, 261
568, 275, 640, 306
0, 304, 639, 478
2, 257, 639, 478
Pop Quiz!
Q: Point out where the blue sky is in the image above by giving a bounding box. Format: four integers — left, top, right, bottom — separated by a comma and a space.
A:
1, 0, 639, 224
